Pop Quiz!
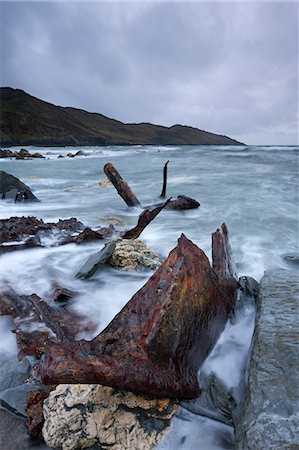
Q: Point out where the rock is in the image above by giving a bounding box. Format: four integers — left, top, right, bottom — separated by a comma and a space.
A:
42, 384, 178, 450
52, 283, 75, 303
0, 383, 41, 416
283, 254, 299, 268
0, 216, 85, 249
74, 150, 87, 156
235, 270, 299, 449
75, 239, 119, 279
164, 195, 200, 210
63, 227, 105, 245
238, 276, 259, 298
0, 290, 95, 357
180, 374, 236, 426
55, 217, 85, 231
42, 228, 237, 399
0, 410, 30, 450
108, 239, 162, 271
26, 388, 53, 438
0, 357, 31, 393
0, 171, 39, 201
0, 148, 44, 159
99, 215, 126, 226
0, 148, 16, 158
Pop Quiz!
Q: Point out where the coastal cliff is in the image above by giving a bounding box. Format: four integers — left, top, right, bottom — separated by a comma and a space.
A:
0, 88, 243, 147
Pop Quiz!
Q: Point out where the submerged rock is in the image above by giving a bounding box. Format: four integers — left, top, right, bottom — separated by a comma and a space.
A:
283, 254, 299, 268
43, 384, 178, 450
42, 227, 237, 399
108, 239, 162, 271
235, 270, 299, 449
0, 171, 39, 202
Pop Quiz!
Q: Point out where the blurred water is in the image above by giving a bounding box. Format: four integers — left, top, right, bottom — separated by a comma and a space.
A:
0, 144, 298, 449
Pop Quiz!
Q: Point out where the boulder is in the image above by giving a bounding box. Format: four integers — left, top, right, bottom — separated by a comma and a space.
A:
235, 270, 299, 449
108, 239, 162, 271
42, 227, 237, 399
43, 384, 178, 450
25, 388, 53, 438
0, 148, 16, 158
0, 148, 44, 159
0, 171, 39, 202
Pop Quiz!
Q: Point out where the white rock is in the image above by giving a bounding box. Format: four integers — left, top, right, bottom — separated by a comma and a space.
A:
43, 384, 178, 450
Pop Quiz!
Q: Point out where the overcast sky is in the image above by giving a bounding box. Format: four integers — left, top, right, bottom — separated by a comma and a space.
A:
1, 1, 298, 145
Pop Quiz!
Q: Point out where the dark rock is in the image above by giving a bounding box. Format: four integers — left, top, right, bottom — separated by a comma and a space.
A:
0, 216, 85, 250
42, 228, 237, 399
70, 227, 105, 244
0, 148, 44, 159
238, 276, 259, 298
0, 171, 39, 202
235, 270, 299, 449
180, 373, 236, 426
0, 290, 95, 357
165, 195, 200, 210
52, 283, 74, 303
0, 410, 30, 450
0, 148, 16, 158
55, 217, 85, 231
0, 383, 42, 416
25, 388, 53, 438
74, 150, 87, 156
0, 357, 31, 393
75, 239, 119, 279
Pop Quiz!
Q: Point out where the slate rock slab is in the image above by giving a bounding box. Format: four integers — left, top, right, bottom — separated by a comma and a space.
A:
235, 269, 299, 449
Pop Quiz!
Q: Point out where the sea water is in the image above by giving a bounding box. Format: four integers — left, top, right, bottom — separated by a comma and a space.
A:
0, 145, 298, 449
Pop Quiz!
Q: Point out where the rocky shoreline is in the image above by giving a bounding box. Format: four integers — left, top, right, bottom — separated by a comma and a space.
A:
0, 167, 297, 449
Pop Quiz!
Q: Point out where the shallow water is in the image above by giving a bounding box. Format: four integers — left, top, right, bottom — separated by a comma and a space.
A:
0, 144, 298, 449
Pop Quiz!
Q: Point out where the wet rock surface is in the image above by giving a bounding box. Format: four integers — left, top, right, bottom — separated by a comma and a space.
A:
235, 269, 299, 449
42, 228, 237, 399
0, 216, 114, 252
26, 388, 53, 438
0, 290, 95, 358
0, 170, 39, 202
43, 383, 178, 450
108, 239, 162, 271
0, 410, 30, 450
0, 148, 44, 159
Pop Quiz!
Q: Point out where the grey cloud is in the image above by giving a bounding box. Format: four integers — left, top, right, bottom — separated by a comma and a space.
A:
1, 1, 298, 144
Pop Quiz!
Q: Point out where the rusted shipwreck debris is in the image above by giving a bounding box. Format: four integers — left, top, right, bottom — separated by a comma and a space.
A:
42, 224, 237, 399
0, 290, 95, 358
104, 162, 200, 210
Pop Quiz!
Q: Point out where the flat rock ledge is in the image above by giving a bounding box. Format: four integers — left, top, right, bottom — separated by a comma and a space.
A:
43, 384, 178, 450
235, 269, 299, 449
108, 239, 162, 271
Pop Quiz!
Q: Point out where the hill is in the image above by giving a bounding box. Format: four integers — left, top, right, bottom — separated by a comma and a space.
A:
0, 88, 243, 146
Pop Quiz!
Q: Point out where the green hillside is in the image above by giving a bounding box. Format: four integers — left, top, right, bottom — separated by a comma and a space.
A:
0, 88, 243, 146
